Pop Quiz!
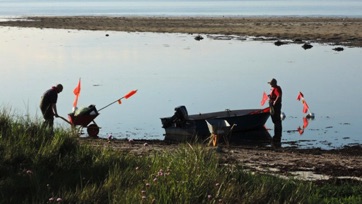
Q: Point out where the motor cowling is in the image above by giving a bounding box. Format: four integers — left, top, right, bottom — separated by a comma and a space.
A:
162, 106, 189, 128
174, 106, 188, 121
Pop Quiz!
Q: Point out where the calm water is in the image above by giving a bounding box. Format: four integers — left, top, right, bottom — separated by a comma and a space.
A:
0, 27, 361, 149
1, 0, 361, 150
1, 0, 362, 18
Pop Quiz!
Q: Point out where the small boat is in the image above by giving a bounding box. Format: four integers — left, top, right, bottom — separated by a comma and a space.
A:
160, 106, 271, 143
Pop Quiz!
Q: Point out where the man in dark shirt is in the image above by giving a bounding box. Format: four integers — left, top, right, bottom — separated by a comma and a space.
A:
40, 84, 63, 130
268, 78, 282, 146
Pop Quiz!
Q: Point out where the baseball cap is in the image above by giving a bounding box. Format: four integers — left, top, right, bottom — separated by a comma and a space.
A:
268, 78, 277, 85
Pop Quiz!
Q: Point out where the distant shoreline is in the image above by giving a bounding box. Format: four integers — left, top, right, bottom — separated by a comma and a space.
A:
1, 16, 362, 47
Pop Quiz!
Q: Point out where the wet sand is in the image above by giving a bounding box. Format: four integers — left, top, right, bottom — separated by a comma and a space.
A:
1, 16, 362, 47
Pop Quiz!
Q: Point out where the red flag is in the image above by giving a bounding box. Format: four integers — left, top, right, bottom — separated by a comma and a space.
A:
297, 127, 304, 135
73, 78, 81, 108
297, 92, 304, 101
302, 100, 309, 113
73, 79, 81, 95
124, 89, 137, 99
303, 117, 309, 129
260, 92, 268, 106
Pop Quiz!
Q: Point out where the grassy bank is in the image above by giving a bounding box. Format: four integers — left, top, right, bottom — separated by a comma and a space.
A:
0, 110, 361, 203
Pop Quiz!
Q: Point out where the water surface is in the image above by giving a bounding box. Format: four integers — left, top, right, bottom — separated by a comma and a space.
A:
1, 0, 362, 18
1, 27, 361, 149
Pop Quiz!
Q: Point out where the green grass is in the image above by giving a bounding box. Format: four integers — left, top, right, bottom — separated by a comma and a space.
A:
0, 109, 361, 203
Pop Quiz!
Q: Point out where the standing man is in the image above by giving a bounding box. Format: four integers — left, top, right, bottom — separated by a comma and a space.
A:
40, 84, 63, 131
268, 78, 282, 146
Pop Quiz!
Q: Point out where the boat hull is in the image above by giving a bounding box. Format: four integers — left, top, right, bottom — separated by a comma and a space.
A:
161, 107, 270, 142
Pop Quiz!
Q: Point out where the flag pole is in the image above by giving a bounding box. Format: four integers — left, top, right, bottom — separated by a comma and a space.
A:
98, 89, 138, 112
98, 97, 125, 112
300, 96, 312, 114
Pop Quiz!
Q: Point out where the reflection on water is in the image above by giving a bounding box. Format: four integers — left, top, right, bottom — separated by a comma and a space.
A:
228, 128, 272, 146
0, 27, 361, 149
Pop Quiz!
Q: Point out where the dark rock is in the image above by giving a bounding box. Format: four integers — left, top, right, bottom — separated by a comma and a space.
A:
194, 35, 203, 41
274, 40, 288, 46
302, 43, 313, 50
333, 47, 344, 52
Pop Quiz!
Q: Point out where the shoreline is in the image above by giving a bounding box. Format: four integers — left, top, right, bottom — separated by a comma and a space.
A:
82, 138, 362, 181
1, 16, 362, 47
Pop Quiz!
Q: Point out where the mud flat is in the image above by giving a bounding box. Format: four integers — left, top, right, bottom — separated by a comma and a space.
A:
1, 16, 362, 47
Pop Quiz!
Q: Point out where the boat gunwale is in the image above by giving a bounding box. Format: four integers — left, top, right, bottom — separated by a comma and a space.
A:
160, 108, 266, 121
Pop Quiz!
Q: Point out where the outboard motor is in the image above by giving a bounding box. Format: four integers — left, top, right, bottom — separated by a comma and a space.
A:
163, 106, 189, 128
174, 106, 188, 121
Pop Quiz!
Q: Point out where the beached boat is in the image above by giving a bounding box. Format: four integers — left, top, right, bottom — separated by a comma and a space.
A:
160, 106, 271, 143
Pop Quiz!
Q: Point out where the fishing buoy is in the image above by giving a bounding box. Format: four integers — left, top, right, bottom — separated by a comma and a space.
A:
281, 112, 286, 120
306, 112, 315, 119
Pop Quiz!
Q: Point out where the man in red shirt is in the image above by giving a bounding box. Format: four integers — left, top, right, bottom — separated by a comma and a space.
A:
268, 78, 282, 146
40, 84, 63, 131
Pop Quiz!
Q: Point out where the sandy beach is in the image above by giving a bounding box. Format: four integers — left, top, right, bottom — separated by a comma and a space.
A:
1, 16, 362, 47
